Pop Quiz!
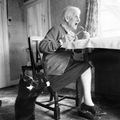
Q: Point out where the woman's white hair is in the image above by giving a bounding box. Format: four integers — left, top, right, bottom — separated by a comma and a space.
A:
62, 6, 81, 22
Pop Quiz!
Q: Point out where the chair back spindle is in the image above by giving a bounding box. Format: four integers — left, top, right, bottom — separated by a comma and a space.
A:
28, 37, 36, 78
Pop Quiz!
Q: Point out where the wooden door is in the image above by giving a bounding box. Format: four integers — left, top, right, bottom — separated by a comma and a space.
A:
24, 0, 51, 38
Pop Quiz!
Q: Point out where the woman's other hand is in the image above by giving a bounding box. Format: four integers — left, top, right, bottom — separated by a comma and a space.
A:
82, 31, 90, 39
60, 34, 77, 49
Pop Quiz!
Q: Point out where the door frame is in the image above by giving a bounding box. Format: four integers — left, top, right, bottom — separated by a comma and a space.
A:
0, 0, 11, 88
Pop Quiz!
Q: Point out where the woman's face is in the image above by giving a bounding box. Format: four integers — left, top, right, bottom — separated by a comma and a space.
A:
67, 12, 80, 31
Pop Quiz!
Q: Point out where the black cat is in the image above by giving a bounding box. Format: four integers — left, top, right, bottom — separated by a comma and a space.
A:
15, 74, 45, 120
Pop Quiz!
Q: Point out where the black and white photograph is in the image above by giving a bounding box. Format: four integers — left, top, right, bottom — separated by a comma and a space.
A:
0, 0, 120, 120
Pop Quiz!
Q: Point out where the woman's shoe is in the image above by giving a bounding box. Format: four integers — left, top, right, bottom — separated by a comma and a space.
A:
78, 108, 102, 120
78, 108, 95, 120
81, 103, 107, 116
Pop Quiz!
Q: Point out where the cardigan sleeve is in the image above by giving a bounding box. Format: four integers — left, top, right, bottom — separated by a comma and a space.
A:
39, 26, 61, 54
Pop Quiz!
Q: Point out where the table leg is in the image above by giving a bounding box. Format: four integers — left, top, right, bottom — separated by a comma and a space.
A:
0, 100, 2, 106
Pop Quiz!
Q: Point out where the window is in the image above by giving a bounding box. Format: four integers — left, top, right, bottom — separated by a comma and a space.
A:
98, 0, 120, 38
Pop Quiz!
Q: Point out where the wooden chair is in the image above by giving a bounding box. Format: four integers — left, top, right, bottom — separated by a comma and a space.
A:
21, 36, 86, 120
22, 36, 43, 75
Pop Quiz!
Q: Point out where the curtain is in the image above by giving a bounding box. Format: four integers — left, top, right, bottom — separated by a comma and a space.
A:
85, 0, 98, 37
98, 0, 120, 38
84, 0, 99, 93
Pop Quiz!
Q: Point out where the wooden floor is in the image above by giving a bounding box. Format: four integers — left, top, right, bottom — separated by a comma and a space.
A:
0, 85, 120, 120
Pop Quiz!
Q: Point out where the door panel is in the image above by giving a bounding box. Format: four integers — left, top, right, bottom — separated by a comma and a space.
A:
25, 0, 51, 37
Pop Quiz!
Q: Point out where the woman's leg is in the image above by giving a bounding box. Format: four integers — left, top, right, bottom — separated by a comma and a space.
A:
81, 67, 94, 106
80, 67, 107, 118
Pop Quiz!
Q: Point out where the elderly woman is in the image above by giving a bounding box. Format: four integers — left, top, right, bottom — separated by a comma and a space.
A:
39, 6, 106, 120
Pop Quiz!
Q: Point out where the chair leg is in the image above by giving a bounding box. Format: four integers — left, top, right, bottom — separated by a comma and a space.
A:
76, 79, 83, 107
54, 92, 60, 120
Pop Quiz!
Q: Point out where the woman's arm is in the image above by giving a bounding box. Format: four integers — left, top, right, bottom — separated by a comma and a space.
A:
39, 26, 61, 54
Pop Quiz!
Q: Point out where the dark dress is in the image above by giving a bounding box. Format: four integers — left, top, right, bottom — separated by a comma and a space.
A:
48, 57, 90, 91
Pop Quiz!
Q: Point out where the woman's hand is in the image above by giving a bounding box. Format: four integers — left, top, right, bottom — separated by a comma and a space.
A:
65, 34, 76, 42
61, 34, 77, 49
82, 31, 90, 39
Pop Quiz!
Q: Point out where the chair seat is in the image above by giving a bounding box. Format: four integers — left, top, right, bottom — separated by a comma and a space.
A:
22, 63, 43, 73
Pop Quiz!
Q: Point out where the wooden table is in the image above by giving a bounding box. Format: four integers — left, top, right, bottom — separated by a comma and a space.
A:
71, 36, 120, 50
